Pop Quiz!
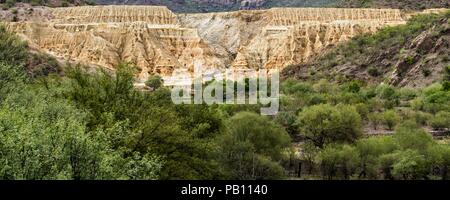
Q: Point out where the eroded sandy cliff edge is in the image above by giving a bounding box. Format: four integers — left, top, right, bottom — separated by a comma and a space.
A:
5, 6, 413, 80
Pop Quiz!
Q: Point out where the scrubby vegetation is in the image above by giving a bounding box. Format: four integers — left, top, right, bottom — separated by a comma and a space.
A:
0, 0, 94, 8
0, 9, 449, 180
95, 0, 449, 13
337, 0, 449, 10
280, 76, 450, 179
283, 11, 450, 87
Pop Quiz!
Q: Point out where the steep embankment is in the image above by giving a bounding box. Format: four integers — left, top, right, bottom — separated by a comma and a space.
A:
95, 0, 338, 12
95, 0, 449, 12
181, 8, 405, 70
337, 0, 450, 10
4, 6, 225, 80
282, 11, 450, 87
3, 6, 406, 81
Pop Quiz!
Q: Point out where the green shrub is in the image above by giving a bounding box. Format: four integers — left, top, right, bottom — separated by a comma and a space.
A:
411, 111, 433, 126
297, 104, 362, 148
354, 103, 369, 120
5, 0, 16, 8
405, 56, 416, 65
382, 110, 401, 130
422, 68, 432, 77
368, 66, 380, 77
428, 111, 450, 130
443, 66, 450, 91
0, 25, 28, 66
317, 144, 360, 180
390, 150, 428, 180
220, 112, 291, 180
355, 137, 397, 179
145, 75, 163, 90
368, 112, 383, 130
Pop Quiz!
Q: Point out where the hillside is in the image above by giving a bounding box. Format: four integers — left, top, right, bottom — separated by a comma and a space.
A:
94, 0, 338, 12
2, 6, 407, 81
95, 0, 449, 12
0, 0, 94, 8
282, 11, 450, 87
1, 4, 449, 181
337, 0, 450, 10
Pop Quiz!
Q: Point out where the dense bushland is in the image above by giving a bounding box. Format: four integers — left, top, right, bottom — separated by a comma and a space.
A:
0, 10, 449, 180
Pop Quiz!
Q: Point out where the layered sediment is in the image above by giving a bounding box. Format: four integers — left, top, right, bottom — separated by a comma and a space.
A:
5, 6, 409, 80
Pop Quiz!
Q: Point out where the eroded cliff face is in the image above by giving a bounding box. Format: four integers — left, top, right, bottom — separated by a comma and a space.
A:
193, 0, 266, 9
7, 6, 225, 80
5, 6, 407, 80
181, 8, 406, 70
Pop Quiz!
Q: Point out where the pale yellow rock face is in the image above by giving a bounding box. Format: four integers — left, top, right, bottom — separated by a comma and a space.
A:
5, 6, 407, 80
181, 8, 406, 70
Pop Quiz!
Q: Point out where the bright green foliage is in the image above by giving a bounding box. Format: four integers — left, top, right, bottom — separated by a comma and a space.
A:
0, 62, 26, 99
0, 26, 28, 66
355, 137, 397, 179
367, 112, 383, 130
443, 66, 450, 91
421, 84, 450, 113
317, 144, 360, 180
63, 65, 225, 180
382, 110, 400, 130
428, 111, 450, 130
297, 104, 362, 148
219, 112, 291, 180
390, 150, 428, 180
426, 144, 450, 180
145, 75, 163, 90
394, 121, 435, 152
0, 87, 163, 180
0, 11, 449, 180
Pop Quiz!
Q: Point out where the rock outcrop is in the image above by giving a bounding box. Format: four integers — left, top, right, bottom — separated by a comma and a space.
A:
281, 9, 450, 88
181, 8, 406, 70
7, 6, 224, 80
5, 6, 408, 80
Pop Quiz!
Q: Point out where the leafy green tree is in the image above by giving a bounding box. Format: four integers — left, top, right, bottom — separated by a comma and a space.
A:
408, 111, 433, 126
426, 144, 450, 180
422, 83, 450, 113
63, 64, 224, 179
0, 86, 163, 180
382, 110, 400, 130
317, 145, 340, 180
428, 111, 450, 130
390, 150, 428, 180
0, 62, 26, 99
0, 25, 28, 66
317, 144, 360, 180
5, 0, 16, 8
443, 66, 450, 91
355, 137, 397, 179
281, 79, 313, 95
299, 142, 319, 174
297, 104, 362, 148
145, 75, 163, 90
219, 112, 291, 180
341, 80, 362, 93
367, 112, 383, 130
354, 103, 369, 120
393, 121, 434, 152
338, 145, 360, 179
